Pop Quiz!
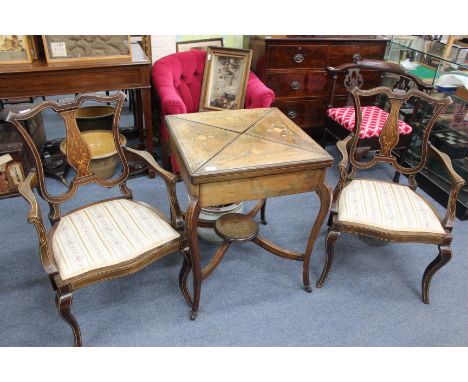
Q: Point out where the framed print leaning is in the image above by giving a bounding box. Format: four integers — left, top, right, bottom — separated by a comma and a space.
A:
0, 35, 32, 65
199, 47, 252, 111
176, 37, 223, 52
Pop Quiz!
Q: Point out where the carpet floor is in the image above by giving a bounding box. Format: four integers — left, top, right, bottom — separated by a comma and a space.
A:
1, 96, 467, 346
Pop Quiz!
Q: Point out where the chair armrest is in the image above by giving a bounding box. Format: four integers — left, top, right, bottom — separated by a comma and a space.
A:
124, 147, 184, 229
332, 135, 353, 205
428, 143, 465, 230
157, 87, 187, 116
17, 170, 57, 275
245, 71, 275, 109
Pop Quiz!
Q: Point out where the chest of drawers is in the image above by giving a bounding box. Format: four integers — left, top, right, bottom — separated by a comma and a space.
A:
251, 36, 389, 138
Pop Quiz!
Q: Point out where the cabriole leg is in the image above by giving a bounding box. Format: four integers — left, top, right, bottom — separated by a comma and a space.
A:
422, 245, 452, 304
55, 289, 82, 347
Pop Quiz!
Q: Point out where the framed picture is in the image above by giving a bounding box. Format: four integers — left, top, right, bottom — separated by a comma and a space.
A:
176, 38, 223, 53
199, 47, 252, 111
0, 35, 32, 65
42, 35, 131, 63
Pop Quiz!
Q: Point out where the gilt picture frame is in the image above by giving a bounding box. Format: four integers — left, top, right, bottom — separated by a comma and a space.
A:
199, 47, 252, 112
0, 35, 32, 65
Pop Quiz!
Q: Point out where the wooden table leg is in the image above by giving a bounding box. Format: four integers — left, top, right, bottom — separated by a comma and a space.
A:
302, 182, 332, 292
134, 88, 145, 150
186, 196, 201, 320
141, 87, 154, 157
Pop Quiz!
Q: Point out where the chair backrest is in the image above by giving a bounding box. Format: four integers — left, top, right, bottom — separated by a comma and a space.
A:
152, 50, 206, 113
347, 86, 452, 178
6, 92, 131, 224
327, 58, 432, 109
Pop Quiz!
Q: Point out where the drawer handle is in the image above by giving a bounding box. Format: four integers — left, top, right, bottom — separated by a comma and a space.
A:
293, 53, 304, 63
353, 52, 362, 62
290, 80, 301, 90
287, 110, 298, 119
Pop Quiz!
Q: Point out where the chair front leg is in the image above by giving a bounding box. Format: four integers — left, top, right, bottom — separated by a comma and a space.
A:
55, 288, 82, 347
422, 245, 452, 304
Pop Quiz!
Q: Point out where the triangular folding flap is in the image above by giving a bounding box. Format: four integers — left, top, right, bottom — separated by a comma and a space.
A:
168, 117, 239, 173
196, 134, 324, 174
173, 108, 272, 133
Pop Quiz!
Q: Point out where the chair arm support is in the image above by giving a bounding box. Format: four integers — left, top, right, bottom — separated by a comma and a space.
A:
17, 170, 57, 275
332, 135, 353, 205
245, 71, 275, 109
124, 147, 184, 229
158, 87, 187, 116
428, 143, 465, 229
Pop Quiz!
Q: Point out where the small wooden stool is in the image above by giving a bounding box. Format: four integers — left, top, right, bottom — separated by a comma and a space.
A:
214, 213, 259, 242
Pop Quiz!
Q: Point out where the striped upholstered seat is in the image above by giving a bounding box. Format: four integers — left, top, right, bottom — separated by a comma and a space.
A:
51, 199, 180, 280
338, 179, 445, 236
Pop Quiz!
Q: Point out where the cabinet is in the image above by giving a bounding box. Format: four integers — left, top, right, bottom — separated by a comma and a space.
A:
250, 36, 389, 138
386, 36, 468, 219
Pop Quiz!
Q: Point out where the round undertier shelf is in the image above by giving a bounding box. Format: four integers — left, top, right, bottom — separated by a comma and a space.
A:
214, 213, 259, 242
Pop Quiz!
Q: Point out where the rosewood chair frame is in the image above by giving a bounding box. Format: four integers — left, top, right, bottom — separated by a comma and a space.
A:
6, 92, 192, 346
316, 86, 465, 303
322, 59, 434, 182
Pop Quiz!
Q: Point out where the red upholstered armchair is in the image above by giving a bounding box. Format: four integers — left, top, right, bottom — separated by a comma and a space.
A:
152, 50, 275, 171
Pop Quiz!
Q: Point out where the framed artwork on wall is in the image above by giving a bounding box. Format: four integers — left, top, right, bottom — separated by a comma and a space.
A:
42, 35, 131, 63
176, 37, 223, 52
199, 47, 252, 111
0, 35, 32, 65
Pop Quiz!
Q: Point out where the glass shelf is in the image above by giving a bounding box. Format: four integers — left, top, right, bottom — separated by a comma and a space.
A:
385, 37, 468, 218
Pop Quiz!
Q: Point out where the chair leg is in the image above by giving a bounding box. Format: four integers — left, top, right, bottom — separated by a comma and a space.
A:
393, 147, 409, 183
422, 245, 452, 304
179, 248, 193, 306
260, 199, 267, 225
55, 289, 82, 347
316, 227, 341, 288
321, 129, 328, 148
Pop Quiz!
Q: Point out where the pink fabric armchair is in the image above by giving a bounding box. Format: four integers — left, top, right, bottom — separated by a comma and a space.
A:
152, 50, 275, 171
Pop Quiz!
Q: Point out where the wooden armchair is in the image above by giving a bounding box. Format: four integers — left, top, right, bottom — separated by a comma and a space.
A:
322, 59, 433, 182
316, 86, 465, 303
6, 92, 194, 346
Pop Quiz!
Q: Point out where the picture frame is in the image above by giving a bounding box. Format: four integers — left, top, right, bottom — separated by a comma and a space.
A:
199, 47, 252, 112
176, 37, 223, 53
42, 35, 132, 63
0, 35, 32, 65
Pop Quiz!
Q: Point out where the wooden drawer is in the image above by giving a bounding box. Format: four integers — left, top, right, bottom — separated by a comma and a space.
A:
274, 99, 327, 128
266, 44, 328, 69
328, 44, 387, 67
266, 71, 328, 98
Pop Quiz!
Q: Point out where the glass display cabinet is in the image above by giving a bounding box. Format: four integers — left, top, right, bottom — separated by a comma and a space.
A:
386, 36, 468, 219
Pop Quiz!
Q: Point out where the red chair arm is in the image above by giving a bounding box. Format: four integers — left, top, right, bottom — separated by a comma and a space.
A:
245, 71, 275, 109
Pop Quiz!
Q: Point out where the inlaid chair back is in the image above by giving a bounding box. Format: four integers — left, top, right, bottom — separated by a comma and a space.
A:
6, 92, 130, 224
347, 86, 453, 177
327, 59, 432, 109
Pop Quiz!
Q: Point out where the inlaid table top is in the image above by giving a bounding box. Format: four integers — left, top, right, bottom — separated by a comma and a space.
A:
166, 108, 333, 184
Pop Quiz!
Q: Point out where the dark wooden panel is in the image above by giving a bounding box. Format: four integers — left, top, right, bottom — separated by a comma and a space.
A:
333, 70, 383, 96
273, 99, 327, 127
328, 44, 387, 67
0, 67, 149, 98
266, 44, 328, 69
266, 71, 328, 98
